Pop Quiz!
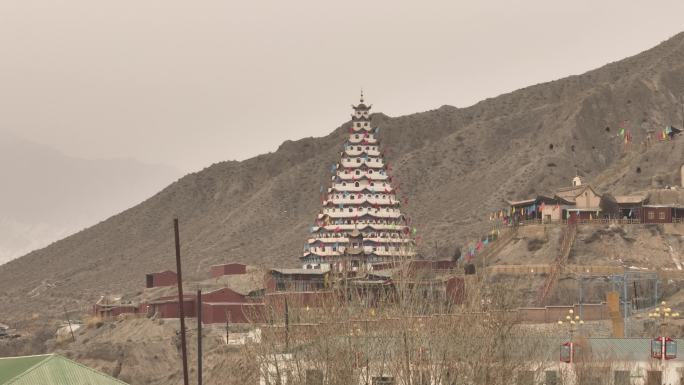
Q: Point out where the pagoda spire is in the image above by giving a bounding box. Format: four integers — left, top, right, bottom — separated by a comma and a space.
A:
301, 94, 416, 272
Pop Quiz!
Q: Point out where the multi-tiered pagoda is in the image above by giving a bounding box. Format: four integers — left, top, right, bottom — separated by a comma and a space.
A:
301, 93, 416, 272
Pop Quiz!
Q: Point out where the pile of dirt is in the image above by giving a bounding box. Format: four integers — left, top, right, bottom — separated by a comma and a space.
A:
2, 32, 684, 327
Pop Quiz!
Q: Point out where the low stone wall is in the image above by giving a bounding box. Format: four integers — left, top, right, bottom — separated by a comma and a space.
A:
517, 303, 608, 323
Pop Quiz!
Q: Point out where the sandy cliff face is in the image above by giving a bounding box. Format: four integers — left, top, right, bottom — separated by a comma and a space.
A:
1, 33, 684, 324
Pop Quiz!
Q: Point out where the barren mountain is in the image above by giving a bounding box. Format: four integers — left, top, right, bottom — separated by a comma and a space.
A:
2, 33, 684, 325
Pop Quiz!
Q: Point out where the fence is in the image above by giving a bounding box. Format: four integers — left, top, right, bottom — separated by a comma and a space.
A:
509, 218, 683, 227
486, 264, 684, 279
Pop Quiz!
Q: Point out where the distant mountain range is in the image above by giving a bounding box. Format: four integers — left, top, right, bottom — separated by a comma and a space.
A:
1, 32, 684, 324
0, 133, 180, 264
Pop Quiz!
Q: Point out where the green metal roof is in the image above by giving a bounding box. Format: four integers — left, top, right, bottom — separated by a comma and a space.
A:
0, 354, 129, 385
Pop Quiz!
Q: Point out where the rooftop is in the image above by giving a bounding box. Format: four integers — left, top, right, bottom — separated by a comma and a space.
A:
614, 194, 649, 204
270, 268, 328, 276
647, 188, 684, 207
0, 354, 129, 385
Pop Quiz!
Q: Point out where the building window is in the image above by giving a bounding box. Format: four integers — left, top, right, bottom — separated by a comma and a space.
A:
364, 122, 369, 126
659, 211, 666, 220
348, 208, 353, 213
356, 158, 360, 163
342, 183, 347, 187
648, 211, 655, 220
368, 170, 373, 174
355, 170, 360, 175
355, 182, 360, 187
357, 146, 361, 151
355, 135, 359, 139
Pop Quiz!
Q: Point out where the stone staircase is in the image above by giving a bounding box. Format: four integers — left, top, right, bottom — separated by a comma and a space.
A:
477, 226, 518, 266
537, 222, 578, 306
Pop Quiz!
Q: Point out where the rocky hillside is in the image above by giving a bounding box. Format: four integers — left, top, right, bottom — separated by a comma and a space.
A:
2, 33, 684, 324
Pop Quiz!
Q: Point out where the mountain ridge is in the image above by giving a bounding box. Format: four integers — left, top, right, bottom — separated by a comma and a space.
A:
0, 132, 181, 264
1, 32, 684, 324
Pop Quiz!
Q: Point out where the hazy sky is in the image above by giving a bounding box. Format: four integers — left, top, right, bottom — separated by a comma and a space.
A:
2, 1, 684, 172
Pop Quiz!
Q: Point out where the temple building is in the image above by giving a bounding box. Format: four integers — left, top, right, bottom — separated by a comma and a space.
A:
301, 93, 416, 271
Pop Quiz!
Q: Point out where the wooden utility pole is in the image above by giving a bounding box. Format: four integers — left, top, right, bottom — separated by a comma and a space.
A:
197, 289, 203, 385
174, 219, 189, 385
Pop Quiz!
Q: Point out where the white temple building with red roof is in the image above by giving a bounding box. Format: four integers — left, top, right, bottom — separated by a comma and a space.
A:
301, 93, 416, 272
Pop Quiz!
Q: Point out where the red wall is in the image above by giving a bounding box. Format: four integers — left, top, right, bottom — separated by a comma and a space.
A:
264, 291, 335, 311
147, 271, 177, 288
642, 207, 673, 224
445, 277, 465, 304
151, 299, 197, 318
202, 303, 265, 324
210, 263, 247, 278
203, 288, 247, 303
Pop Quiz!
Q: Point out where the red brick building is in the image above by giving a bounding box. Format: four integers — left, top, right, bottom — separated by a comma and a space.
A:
201, 302, 266, 324
145, 295, 196, 318
145, 270, 177, 288
264, 268, 329, 293
144, 287, 263, 322
641, 189, 684, 224
210, 263, 247, 278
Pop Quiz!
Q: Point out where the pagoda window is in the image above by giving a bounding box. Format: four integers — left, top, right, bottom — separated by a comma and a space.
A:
385, 246, 389, 251
375, 194, 379, 198
355, 182, 360, 187
355, 135, 359, 139
382, 195, 386, 198
364, 122, 369, 126
342, 183, 347, 187
357, 146, 361, 151
355, 170, 360, 175
365, 146, 369, 150
356, 158, 360, 163
369, 170, 373, 174
370, 182, 375, 186
348, 208, 353, 212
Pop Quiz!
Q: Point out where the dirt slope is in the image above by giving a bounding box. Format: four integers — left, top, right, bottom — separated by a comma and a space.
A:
2, 33, 684, 325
